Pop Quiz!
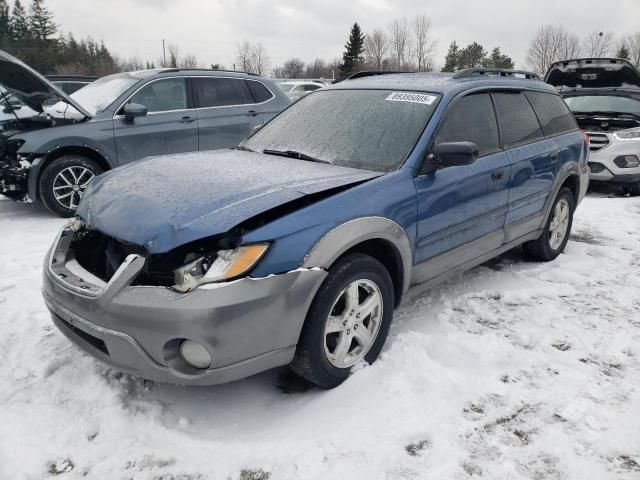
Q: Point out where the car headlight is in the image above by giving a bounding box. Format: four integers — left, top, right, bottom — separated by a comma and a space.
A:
613, 128, 640, 141
173, 243, 270, 292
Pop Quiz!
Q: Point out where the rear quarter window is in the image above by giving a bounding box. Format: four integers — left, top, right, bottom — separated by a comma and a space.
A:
246, 80, 273, 103
493, 92, 544, 147
525, 91, 577, 136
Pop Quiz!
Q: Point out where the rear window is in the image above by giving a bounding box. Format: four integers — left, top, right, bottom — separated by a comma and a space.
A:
493, 92, 544, 147
246, 80, 273, 103
563, 94, 640, 115
192, 77, 254, 108
435, 93, 500, 156
525, 91, 577, 136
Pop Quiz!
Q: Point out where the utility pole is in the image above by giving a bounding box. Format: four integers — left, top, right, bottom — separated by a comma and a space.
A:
162, 38, 166, 67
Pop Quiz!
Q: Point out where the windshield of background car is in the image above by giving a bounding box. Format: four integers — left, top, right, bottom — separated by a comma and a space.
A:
564, 95, 640, 115
243, 89, 440, 172
71, 74, 140, 115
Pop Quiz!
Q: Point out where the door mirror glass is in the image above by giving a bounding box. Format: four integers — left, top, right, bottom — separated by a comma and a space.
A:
124, 102, 148, 120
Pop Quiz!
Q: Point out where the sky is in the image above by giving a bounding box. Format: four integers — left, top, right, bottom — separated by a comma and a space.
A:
45, 0, 640, 73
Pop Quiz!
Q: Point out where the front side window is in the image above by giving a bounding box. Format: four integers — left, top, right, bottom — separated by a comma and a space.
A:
128, 78, 187, 113
493, 92, 544, 147
243, 89, 440, 172
192, 77, 253, 108
435, 93, 500, 156
525, 91, 577, 136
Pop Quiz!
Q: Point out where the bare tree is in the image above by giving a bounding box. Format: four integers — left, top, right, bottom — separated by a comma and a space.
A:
305, 58, 329, 78
526, 25, 582, 75
583, 30, 615, 57
179, 54, 199, 69
389, 18, 411, 70
626, 33, 640, 68
167, 43, 179, 68
236, 40, 253, 71
412, 14, 437, 72
235, 41, 269, 75
365, 29, 389, 70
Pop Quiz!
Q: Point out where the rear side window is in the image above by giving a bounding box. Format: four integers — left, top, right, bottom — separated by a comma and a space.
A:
246, 80, 273, 103
435, 93, 500, 156
192, 77, 254, 108
493, 92, 544, 147
525, 91, 577, 136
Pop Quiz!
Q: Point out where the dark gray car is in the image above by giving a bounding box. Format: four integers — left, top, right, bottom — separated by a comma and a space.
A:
0, 50, 290, 216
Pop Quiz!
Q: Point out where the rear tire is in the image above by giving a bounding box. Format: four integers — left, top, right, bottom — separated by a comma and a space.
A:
625, 182, 640, 196
523, 187, 575, 261
39, 155, 103, 218
290, 253, 394, 389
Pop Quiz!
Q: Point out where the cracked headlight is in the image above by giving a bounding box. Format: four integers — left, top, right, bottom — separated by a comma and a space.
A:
613, 128, 640, 141
173, 243, 270, 292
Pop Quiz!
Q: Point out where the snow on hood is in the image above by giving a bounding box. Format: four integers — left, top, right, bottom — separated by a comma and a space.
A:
77, 150, 381, 253
545, 58, 640, 90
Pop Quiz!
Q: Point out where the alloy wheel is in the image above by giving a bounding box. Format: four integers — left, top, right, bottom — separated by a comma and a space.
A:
52, 166, 95, 210
549, 198, 570, 250
323, 278, 383, 368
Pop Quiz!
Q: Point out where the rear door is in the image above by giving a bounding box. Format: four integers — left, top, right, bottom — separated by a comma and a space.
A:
413, 92, 511, 278
113, 77, 198, 164
191, 76, 267, 151
492, 91, 555, 240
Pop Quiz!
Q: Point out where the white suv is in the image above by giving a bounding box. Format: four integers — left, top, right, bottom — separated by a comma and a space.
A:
546, 58, 640, 194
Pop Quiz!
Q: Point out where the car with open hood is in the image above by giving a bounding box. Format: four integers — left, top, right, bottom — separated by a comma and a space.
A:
545, 57, 640, 194
0, 50, 290, 216
43, 68, 589, 388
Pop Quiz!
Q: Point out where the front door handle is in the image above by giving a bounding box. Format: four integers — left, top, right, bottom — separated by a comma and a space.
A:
180, 115, 196, 123
549, 150, 559, 162
491, 169, 505, 181
247, 110, 259, 117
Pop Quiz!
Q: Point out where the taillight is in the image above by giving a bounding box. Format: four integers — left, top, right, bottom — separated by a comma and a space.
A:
581, 130, 590, 147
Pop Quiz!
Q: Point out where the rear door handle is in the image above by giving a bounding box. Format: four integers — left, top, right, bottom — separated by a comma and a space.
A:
491, 169, 505, 181
247, 110, 259, 117
180, 115, 196, 123
549, 150, 559, 162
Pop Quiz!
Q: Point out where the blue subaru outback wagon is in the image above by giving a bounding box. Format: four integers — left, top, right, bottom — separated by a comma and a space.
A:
43, 68, 590, 388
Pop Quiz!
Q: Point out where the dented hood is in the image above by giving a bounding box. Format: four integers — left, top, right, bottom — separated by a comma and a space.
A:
77, 150, 380, 253
545, 58, 640, 90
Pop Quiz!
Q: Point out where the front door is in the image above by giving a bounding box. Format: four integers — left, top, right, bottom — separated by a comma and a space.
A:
113, 77, 198, 164
413, 92, 510, 283
190, 76, 264, 151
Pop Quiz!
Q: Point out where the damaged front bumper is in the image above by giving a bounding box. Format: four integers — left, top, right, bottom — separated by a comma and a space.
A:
0, 153, 32, 199
42, 226, 327, 385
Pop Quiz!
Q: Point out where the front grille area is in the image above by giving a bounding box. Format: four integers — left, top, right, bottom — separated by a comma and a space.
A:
586, 132, 610, 151
589, 162, 607, 173
55, 314, 109, 356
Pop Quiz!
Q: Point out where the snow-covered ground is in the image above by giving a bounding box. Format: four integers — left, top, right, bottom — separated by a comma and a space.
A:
1, 192, 639, 480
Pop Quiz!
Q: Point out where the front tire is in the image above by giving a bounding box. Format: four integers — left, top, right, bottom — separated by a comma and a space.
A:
290, 253, 394, 389
523, 187, 575, 261
39, 155, 103, 217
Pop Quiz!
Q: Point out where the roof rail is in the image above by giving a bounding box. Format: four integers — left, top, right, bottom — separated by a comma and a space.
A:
344, 70, 412, 80
159, 67, 259, 76
453, 68, 541, 80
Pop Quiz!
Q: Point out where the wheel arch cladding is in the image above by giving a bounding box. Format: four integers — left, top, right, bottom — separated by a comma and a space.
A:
302, 217, 413, 307
561, 174, 579, 202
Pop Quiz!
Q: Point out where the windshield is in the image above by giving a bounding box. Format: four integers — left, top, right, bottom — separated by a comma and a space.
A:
564, 95, 640, 115
71, 74, 140, 115
243, 89, 440, 172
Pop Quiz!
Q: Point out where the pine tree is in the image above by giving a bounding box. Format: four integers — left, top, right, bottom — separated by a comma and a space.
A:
0, 0, 10, 42
10, 0, 29, 40
483, 47, 514, 69
617, 43, 630, 60
442, 41, 459, 72
458, 42, 487, 69
340, 22, 365, 78
29, 0, 55, 40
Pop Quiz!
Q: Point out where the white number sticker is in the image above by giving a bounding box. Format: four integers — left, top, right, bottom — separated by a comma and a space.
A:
386, 92, 437, 105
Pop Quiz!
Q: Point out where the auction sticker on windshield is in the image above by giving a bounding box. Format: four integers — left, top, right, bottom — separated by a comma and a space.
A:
386, 92, 437, 105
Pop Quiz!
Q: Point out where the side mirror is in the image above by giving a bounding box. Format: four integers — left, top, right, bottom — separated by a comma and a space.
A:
422, 141, 479, 174
123, 103, 147, 121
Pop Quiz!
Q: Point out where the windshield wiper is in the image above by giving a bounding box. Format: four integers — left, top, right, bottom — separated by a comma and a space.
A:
262, 149, 332, 164
235, 145, 255, 152
573, 110, 640, 120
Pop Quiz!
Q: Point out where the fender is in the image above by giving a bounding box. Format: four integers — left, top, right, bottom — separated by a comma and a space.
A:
540, 160, 586, 228
302, 216, 413, 295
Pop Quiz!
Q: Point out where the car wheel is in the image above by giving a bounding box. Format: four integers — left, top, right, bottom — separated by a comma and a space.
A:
39, 155, 103, 218
290, 253, 394, 389
523, 187, 575, 261
625, 182, 640, 196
